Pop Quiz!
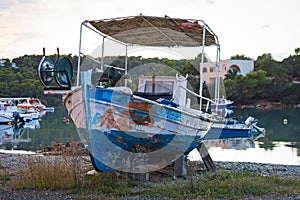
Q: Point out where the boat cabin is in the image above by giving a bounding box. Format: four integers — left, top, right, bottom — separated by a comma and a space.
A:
134, 75, 187, 107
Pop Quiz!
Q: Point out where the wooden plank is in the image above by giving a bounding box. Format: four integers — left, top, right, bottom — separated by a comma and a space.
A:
174, 155, 187, 177
197, 142, 216, 171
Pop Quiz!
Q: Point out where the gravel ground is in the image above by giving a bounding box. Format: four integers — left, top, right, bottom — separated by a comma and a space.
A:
0, 153, 299, 200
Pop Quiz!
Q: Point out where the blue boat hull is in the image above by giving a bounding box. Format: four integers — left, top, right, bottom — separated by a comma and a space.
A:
64, 85, 212, 173
204, 126, 251, 140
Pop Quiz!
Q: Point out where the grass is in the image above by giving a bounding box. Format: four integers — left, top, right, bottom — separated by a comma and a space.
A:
14, 155, 82, 190
0, 163, 11, 182
11, 151, 300, 199
0, 173, 11, 181
13, 155, 135, 198
142, 171, 300, 199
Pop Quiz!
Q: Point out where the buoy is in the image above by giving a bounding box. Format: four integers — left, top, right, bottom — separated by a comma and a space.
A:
283, 118, 288, 125
62, 117, 69, 124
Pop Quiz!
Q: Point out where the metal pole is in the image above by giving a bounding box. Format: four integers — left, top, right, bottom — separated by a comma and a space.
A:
200, 23, 206, 111
99, 37, 105, 87
76, 22, 84, 86
214, 43, 221, 112
217, 46, 221, 110
101, 37, 105, 72
125, 45, 128, 87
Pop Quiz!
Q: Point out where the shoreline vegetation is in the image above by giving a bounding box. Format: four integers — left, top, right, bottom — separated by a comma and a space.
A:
0, 145, 299, 199
0, 52, 299, 107
238, 102, 300, 110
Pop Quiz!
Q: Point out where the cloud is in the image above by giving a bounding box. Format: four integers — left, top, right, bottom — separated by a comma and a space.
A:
0, 0, 14, 10
260, 24, 270, 29
0, 0, 38, 10
206, 0, 216, 4
0, 0, 45, 56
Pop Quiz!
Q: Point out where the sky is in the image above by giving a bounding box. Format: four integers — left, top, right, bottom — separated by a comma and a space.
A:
1, 0, 300, 61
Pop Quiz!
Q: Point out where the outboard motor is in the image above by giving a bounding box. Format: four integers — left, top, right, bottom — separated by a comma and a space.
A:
12, 111, 24, 123
244, 116, 255, 126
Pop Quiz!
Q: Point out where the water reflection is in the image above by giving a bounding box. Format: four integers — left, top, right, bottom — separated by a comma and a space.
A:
204, 138, 255, 150
189, 108, 300, 165
0, 120, 40, 149
203, 141, 300, 165
0, 107, 299, 165
242, 108, 299, 157
0, 106, 77, 151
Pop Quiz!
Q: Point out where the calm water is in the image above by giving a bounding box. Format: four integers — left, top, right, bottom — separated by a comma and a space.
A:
190, 107, 300, 165
1, 106, 299, 165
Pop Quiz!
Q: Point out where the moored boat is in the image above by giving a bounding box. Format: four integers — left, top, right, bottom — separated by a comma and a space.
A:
0, 98, 42, 121
39, 14, 223, 173
205, 116, 265, 141
211, 96, 234, 110
0, 115, 15, 128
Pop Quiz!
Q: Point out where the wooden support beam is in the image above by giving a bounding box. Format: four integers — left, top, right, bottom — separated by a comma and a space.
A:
197, 142, 216, 171
174, 155, 187, 177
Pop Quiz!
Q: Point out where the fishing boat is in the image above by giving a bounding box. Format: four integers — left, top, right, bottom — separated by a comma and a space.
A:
0, 115, 14, 128
211, 96, 233, 110
204, 116, 265, 141
38, 14, 223, 173
0, 98, 41, 121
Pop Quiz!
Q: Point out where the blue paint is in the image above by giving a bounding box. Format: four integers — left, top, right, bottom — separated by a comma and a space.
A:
89, 153, 115, 172
165, 109, 182, 123
104, 130, 176, 153
158, 98, 179, 108
205, 127, 251, 140
184, 135, 202, 154
91, 113, 100, 124
94, 88, 113, 103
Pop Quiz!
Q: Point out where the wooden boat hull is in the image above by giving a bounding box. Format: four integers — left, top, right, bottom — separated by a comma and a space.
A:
64, 85, 212, 173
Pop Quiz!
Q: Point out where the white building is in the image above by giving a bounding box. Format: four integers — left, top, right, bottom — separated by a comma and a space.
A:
201, 59, 254, 98
202, 59, 254, 84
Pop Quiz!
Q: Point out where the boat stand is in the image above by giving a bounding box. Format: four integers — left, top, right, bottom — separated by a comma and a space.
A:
197, 142, 216, 172
174, 143, 216, 177
174, 155, 187, 177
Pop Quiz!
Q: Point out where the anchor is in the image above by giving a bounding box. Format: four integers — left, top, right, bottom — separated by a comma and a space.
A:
38, 48, 73, 90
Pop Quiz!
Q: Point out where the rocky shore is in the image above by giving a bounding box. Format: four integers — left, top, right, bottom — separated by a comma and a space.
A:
0, 153, 299, 199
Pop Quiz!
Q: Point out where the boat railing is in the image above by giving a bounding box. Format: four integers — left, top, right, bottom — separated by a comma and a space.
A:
179, 85, 216, 110
83, 54, 126, 72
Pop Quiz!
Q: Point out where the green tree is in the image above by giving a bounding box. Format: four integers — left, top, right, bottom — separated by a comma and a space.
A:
224, 74, 244, 104
181, 62, 197, 76
295, 47, 300, 55
230, 54, 251, 60
242, 70, 272, 101
254, 53, 279, 75
224, 69, 239, 80
4, 59, 11, 67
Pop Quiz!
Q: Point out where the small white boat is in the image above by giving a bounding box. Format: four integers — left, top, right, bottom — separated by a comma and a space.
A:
0, 98, 42, 121
211, 96, 234, 110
